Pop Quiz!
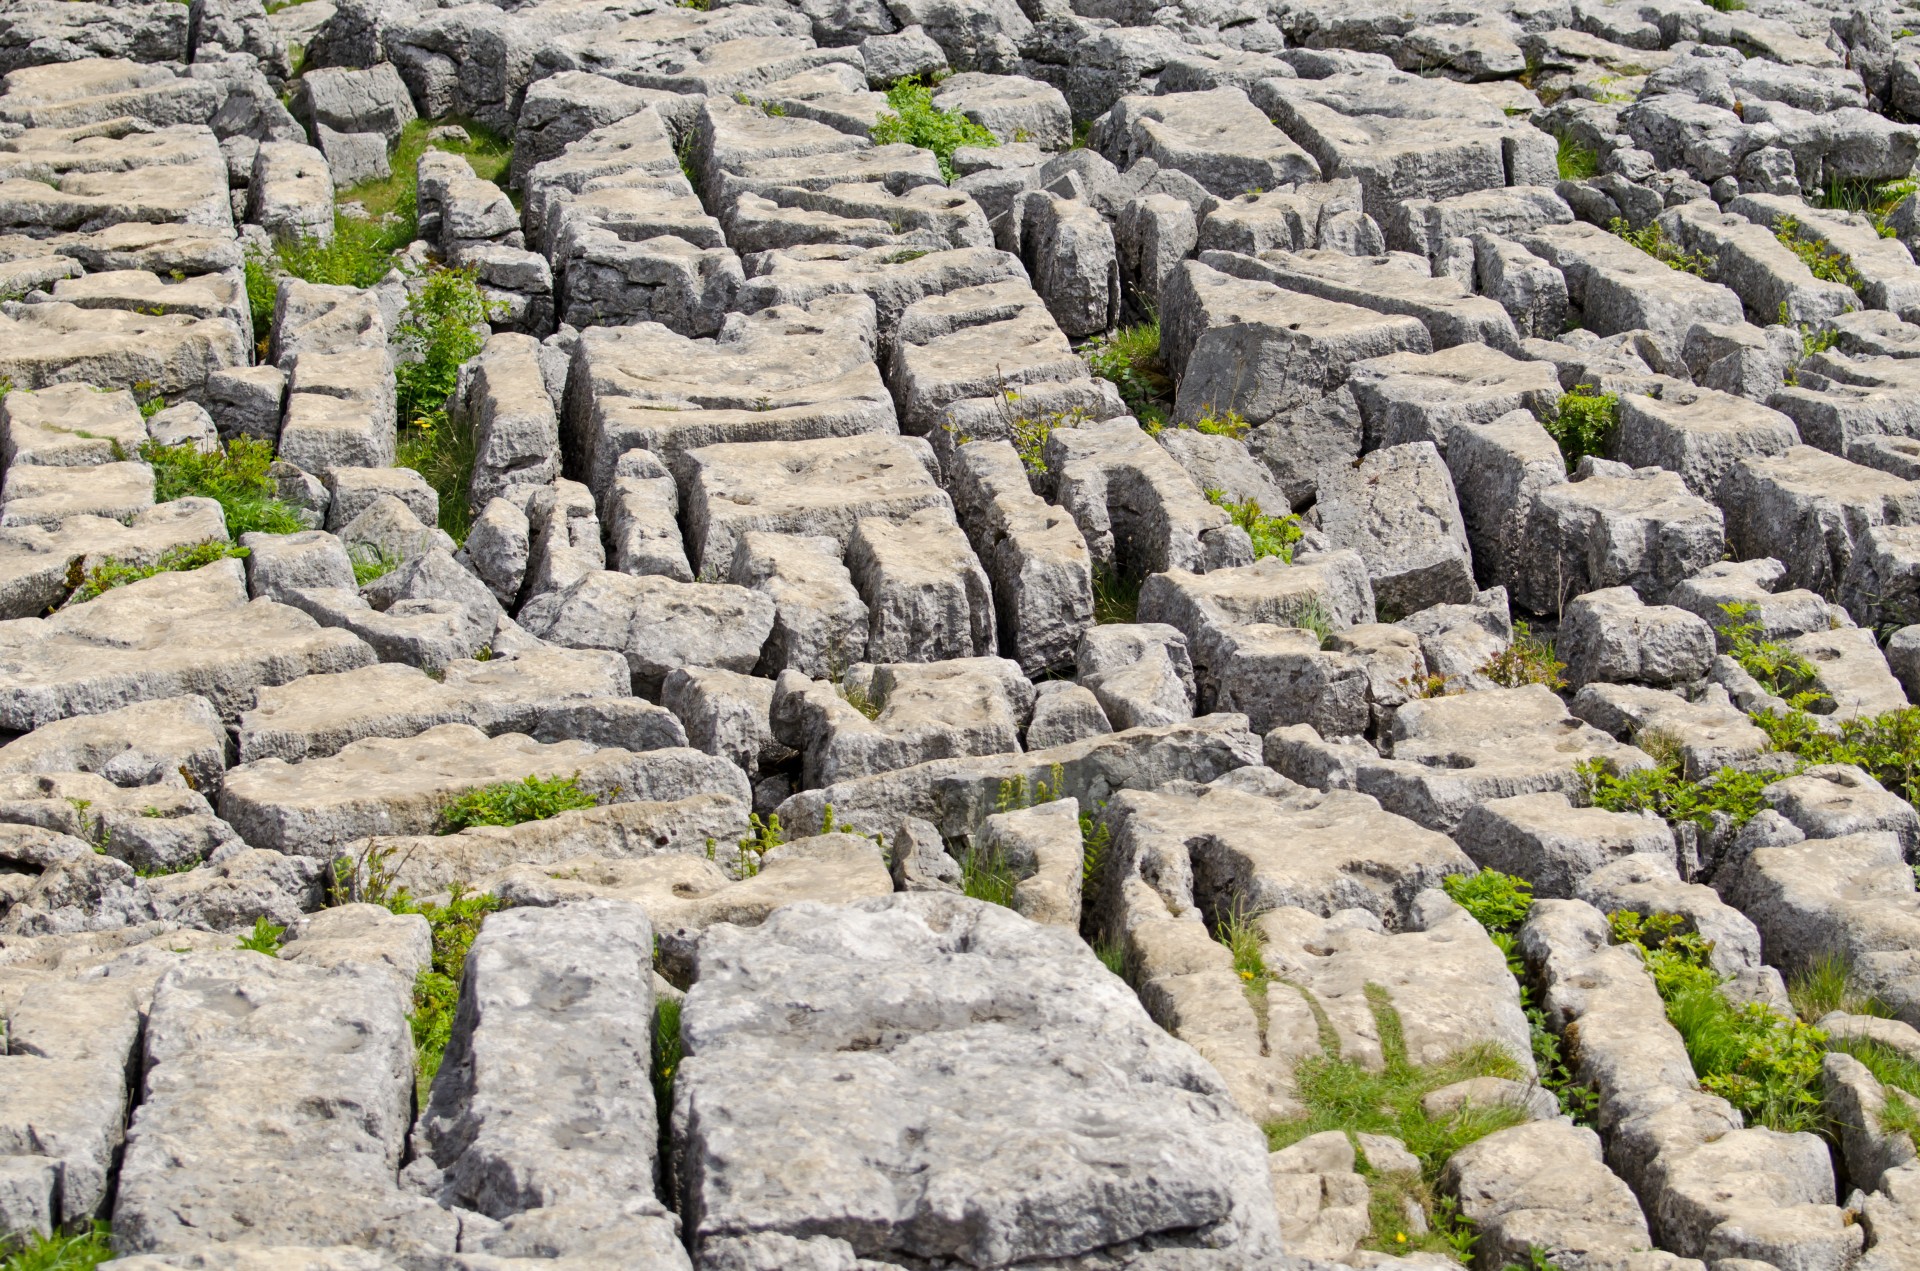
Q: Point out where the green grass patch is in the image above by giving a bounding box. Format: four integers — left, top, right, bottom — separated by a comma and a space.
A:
350, 543, 403, 586
1205, 488, 1303, 562
437, 773, 602, 834
1556, 134, 1598, 181
1812, 177, 1917, 238
0, 1224, 113, 1271
1092, 564, 1140, 625
1478, 621, 1567, 690
1789, 952, 1896, 1022
1609, 217, 1714, 277
143, 437, 307, 537
1539, 384, 1617, 472
1610, 910, 1828, 1132
1265, 982, 1529, 1258
63, 540, 250, 605
1083, 320, 1170, 426
347, 117, 512, 223
869, 75, 996, 182
961, 845, 1018, 906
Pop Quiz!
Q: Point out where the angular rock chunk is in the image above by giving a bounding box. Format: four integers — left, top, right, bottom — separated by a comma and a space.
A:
1270, 685, 1652, 833
1516, 463, 1726, 615
0, 693, 227, 791
1456, 792, 1675, 900
112, 949, 459, 1261
517, 571, 777, 698
727, 531, 868, 678
1722, 446, 1920, 596
846, 508, 995, 663
1096, 88, 1319, 197
674, 894, 1283, 1266
1311, 441, 1476, 618
1557, 585, 1716, 689
680, 433, 947, 577
413, 901, 686, 1263
236, 649, 686, 764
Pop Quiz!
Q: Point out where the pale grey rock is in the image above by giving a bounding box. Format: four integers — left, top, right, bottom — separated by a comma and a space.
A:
219, 724, 745, 855
1455, 792, 1675, 899
1557, 586, 1716, 689
673, 894, 1283, 1266
1311, 441, 1475, 619
517, 571, 777, 699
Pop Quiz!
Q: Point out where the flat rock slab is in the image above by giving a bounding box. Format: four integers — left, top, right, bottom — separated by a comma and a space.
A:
0, 560, 374, 731
674, 893, 1283, 1267
219, 722, 749, 856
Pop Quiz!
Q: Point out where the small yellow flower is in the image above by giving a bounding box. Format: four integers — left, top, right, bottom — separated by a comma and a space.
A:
1396, 1234, 1408, 1245
1238, 970, 1254, 981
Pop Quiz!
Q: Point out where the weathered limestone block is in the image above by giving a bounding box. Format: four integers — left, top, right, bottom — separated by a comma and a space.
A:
1310, 440, 1475, 618
412, 901, 686, 1263
1269, 685, 1653, 834
1456, 792, 1675, 899
0, 560, 373, 730
947, 439, 1094, 677
237, 650, 687, 764
727, 531, 868, 678
1722, 446, 1920, 597
1042, 417, 1252, 577
112, 946, 460, 1261
517, 571, 777, 699
1516, 463, 1726, 615
846, 508, 996, 664
1571, 682, 1769, 779
219, 724, 747, 855
1615, 380, 1802, 503
679, 433, 946, 577
1557, 586, 1716, 690
672, 894, 1284, 1266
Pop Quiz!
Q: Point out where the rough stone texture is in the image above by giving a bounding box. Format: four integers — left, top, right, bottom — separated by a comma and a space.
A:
673, 894, 1284, 1266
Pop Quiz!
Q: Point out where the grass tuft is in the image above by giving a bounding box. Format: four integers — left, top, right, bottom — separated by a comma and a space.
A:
1206, 488, 1303, 562
142, 437, 307, 537
1609, 217, 1714, 277
1092, 565, 1141, 625
1556, 134, 1598, 181
436, 773, 601, 834
961, 846, 1018, 907
63, 540, 250, 605
0, 1224, 113, 1271
1478, 622, 1567, 690
1083, 320, 1170, 426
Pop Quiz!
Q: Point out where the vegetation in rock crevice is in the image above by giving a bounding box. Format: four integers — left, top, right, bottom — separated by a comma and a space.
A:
869, 76, 996, 182
62, 541, 251, 606
0, 1223, 113, 1271
436, 773, 602, 834
143, 437, 306, 537
1537, 384, 1617, 472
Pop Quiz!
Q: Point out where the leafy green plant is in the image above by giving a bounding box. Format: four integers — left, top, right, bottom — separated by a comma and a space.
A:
1610, 910, 1827, 1132
1556, 135, 1598, 181
869, 76, 997, 181
1442, 870, 1534, 940
395, 267, 490, 430
0, 1223, 113, 1271
1608, 217, 1714, 277
1206, 488, 1303, 562
1083, 320, 1171, 426
1190, 406, 1251, 440
652, 995, 683, 1118
1579, 757, 1770, 831
1752, 704, 1920, 806
1539, 385, 1618, 471
437, 773, 601, 833
234, 915, 286, 954
961, 845, 1018, 906
1216, 901, 1270, 991
1718, 602, 1821, 702
1774, 216, 1865, 294
1478, 622, 1567, 689
142, 437, 306, 536
63, 540, 250, 605
736, 811, 787, 877
994, 763, 1065, 813
1830, 1034, 1920, 1140
401, 884, 503, 1094
1080, 807, 1110, 884
276, 210, 413, 290
243, 251, 277, 356
1007, 405, 1089, 478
